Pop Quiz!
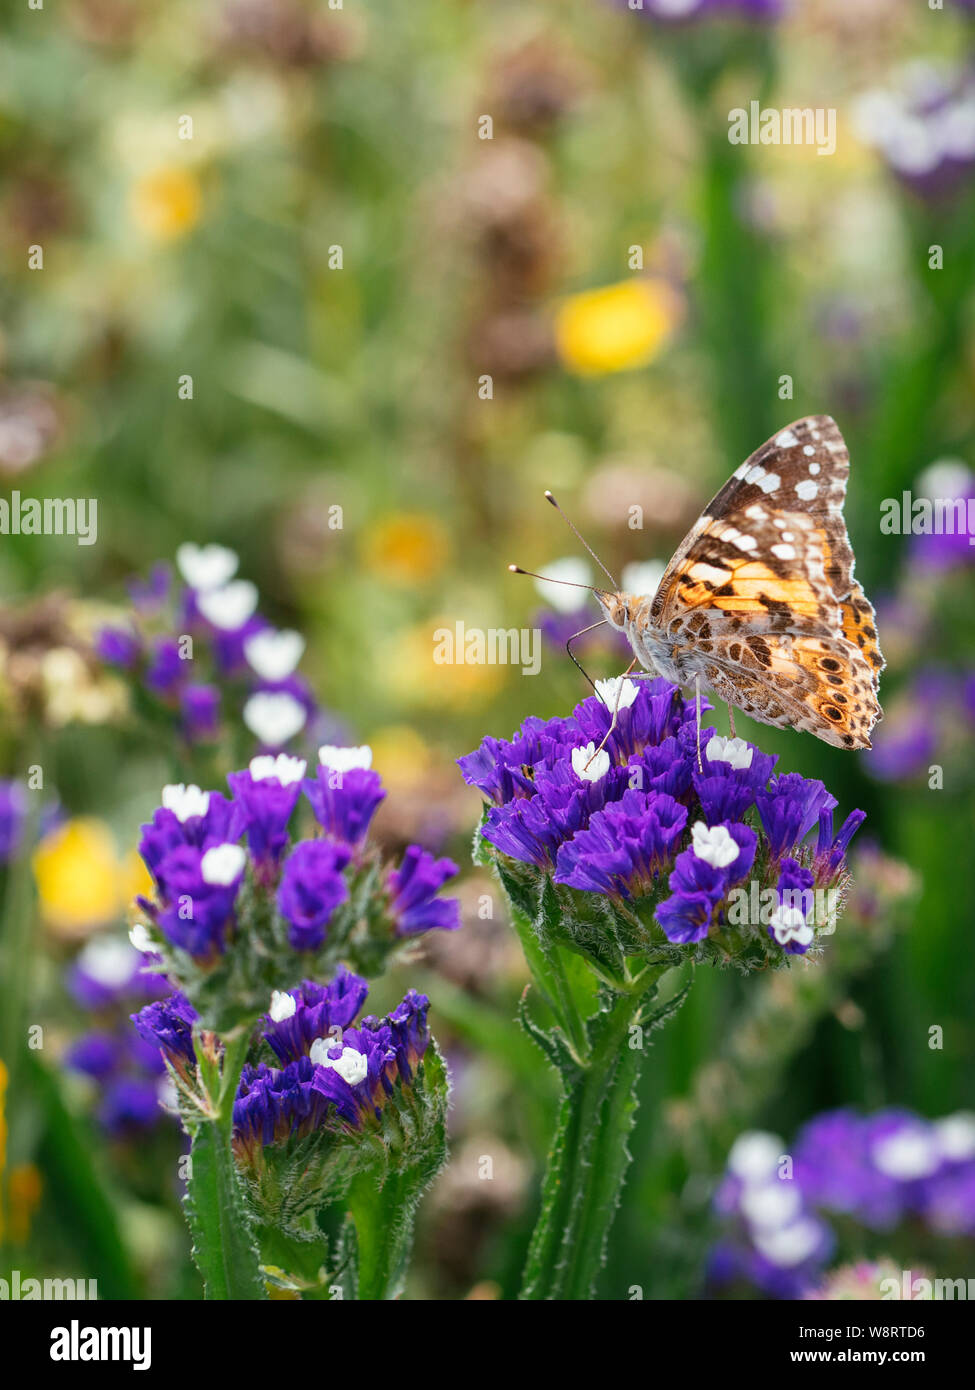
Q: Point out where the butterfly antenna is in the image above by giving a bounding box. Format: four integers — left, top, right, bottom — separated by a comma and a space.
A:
565, 620, 608, 695
507, 564, 606, 596
544, 491, 619, 591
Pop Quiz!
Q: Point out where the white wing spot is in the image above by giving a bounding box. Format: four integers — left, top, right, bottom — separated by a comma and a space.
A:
745, 504, 767, 521
690, 562, 732, 584
771, 543, 796, 560
782, 531, 795, 542
758, 472, 781, 494
795, 479, 819, 501
733, 534, 757, 551
809, 462, 820, 475
776, 430, 798, 447
803, 445, 815, 456
745, 465, 766, 484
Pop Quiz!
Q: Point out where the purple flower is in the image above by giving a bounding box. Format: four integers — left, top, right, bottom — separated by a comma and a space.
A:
145, 636, 185, 698
67, 937, 165, 1010
64, 1031, 120, 1080
261, 970, 369, 1065
0, 780, 26, 863
276, 840, 351, 951
100, 1077, 164, 1135
555, 789, 688, 897
303, 766, 386, 848
228, 755, 306, 878
131, 992, 199, 1072
458, 715, 575, 805
386, 846, 461, 937
656, 822, 756, 944
128, 562, 170, 614
755, 773, 837, 860
181, 684, 220, 743
96, 625, 141, 669
139, 786, 245, 885
814, 807, 866, 881
855, 66, 975, 201
149, 844, 244, 958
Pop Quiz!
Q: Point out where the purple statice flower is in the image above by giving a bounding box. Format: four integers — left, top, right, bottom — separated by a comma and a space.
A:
261, 970, 370, 1065
813, 807, 867, 883
138, 785, 245, 886
712, 1108, 975, 1297
854, 64, 975, 200
228, 754, 307, 880
100, 1077, 167, 1135
767, 857, 815, 955
128, 562, 171, 614
95, 625, 141, 669
64, 1027, 169, 1137
131, 992, 199, 1073
461, 679, 861, 958
909, 461, 975, 570
0, 780, 27, 863
147, 843, 245, 958
144, 636, 185, 698
67, 937, 167, 1010
64, 1031, 121, 1080
386, 846, 461, 937
655, 821, 756, 944
233, 980, 431, 1158
276, 840, 351, 951
555, 789, 688, 897
755, 773, 837, 861
181, 684, 220, 743
620, 0, 785, 23
303, 747, 386, 848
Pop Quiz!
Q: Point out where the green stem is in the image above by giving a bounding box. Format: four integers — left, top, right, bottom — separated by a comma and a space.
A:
520, 977, 666, 1301
185, 1029, 266, 1300
347, 1165, 428, 1301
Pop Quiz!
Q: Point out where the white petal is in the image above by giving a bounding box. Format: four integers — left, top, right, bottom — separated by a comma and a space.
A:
269, 990, 297, 1022
317, 744, 372, 772
200, 843, 246, 886
162, 783, 211, 823
175, 542, 239, 592
244, 628, 306, 682
243, 692, 307, 747
196, 580, 259, 631
571, 742, 609, 783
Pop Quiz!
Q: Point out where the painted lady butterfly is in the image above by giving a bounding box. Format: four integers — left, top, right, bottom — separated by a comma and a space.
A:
596, 415, 884, 749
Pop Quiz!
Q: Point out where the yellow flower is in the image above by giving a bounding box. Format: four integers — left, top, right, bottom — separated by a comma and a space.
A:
368, 725, 434, 795
131, 167, 202, 241
32, 819, 137, 937
6, 1164, 42, 1244
361, 514, 450, 585
554, 278, 683, 376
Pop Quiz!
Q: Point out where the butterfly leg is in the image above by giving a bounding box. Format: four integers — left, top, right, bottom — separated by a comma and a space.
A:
584, 658, 638, 771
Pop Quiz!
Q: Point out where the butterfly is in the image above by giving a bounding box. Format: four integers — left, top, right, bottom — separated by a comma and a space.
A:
593, 415, 884, 750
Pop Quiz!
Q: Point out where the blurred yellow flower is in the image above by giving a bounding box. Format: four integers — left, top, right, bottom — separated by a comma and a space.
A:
361, 513, 449, 584
554, 278, 683, 376
131, 167, 202, 241
369, 724, 434, 795
388, 620, 505, 710
33, 819, 141, 937
6, 1163, 42, 1244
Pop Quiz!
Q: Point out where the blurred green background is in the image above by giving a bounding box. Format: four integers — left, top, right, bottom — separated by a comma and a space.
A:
1, 0, 973, 1299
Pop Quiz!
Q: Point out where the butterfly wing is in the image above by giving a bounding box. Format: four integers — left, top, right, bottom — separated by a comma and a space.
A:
647, 415, 884, 748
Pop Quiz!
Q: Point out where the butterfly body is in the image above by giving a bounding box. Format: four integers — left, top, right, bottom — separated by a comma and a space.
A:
596, 415, 885, 750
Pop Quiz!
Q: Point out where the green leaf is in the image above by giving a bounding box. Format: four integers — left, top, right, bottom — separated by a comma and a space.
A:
184, 1119, 266, 1300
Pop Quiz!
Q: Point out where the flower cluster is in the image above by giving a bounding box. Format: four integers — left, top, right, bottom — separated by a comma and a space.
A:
459, 678, 863, 969
63, 936, 173, 1137
710, 1109, 975, 1298
96, 543, 337, 753
854, 62, 975, 200
134, 744, 460, 1026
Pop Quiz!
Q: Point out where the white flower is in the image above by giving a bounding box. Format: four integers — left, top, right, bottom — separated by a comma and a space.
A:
200, 843, 246, 886
752, 1218, 822, 1269
175, 542, 239, 592
244, 628, 306, 682
872, 1128, 940, 1181
571, 742, 609, 783
727, 1131, 783, 1184
706, 735, 754, 771
76, 938, 136, 988
935, 1112, 975, 1163
249, 753, 307, 786
768, 904, 814, 950
128, 922, 154, 954
269, 990, 297, 1023
243, 692, 307, 747
309, 1039, 368, 1086
533, 557, 592, 613
318, 744, 372, 772
594, 677, 640, 711
196, 579, 259, 631
740, 1181, 802, 1231
620, 560, 666, 598
690, 821, 740, 869
162, 783, 210, 823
